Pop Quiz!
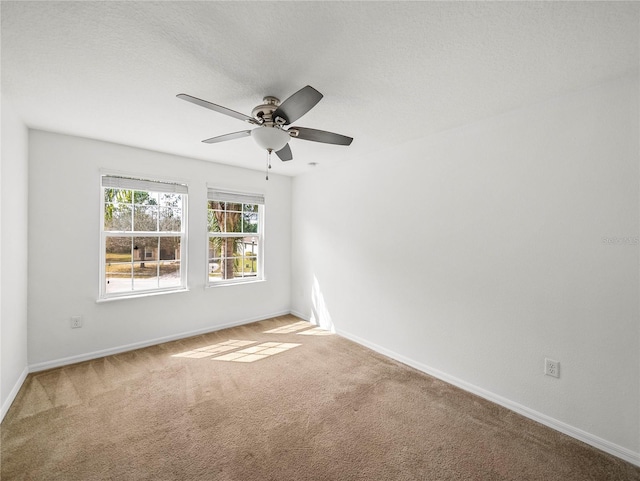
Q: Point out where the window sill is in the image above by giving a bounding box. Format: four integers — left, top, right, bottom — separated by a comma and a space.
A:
97, 287, 189, 303
206, 278, 265, 288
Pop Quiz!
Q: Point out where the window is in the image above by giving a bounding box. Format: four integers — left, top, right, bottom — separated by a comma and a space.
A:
100, 175, 187, 299
207, 189, 264, 285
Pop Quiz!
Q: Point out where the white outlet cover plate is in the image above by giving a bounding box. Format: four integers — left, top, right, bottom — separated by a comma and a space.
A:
545, 358, 560, 378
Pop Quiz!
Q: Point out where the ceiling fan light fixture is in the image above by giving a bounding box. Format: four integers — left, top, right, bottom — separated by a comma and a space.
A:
251, 126, 290, 152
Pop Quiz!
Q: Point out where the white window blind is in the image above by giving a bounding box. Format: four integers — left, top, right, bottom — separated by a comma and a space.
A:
207, 188, 264, 205
102, 175, 188, 194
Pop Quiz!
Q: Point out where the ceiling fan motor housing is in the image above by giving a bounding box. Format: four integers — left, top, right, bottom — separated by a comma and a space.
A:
252, 96, 281, 125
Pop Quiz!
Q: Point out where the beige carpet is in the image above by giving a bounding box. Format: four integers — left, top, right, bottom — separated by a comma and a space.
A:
2, 315, 639, 480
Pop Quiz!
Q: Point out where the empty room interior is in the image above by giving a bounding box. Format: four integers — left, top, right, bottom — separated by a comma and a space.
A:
1, 1, 639, 479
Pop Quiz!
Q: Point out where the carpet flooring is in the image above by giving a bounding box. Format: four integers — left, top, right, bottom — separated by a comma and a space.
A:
2, 315, 639, 480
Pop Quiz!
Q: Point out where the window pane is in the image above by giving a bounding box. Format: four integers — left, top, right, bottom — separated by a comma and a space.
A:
209, 236, 244, 280
226, 203, 242, 233
239, 235, 258, 278
208, 237, 222, 258
242, 204, 259, 233
159, 207, 181, 232
134, 205, 158, 231
209, 258, 222, 281
225, 210, 242, 233
243, 236, 258, 255
243, 256, 257, 277
208, 209, 221, 233
105, 236, 132, 294
159, 237, 181, 288
208, 201, 224, 232
159, 236, 180, 261
104, 188, 116, 203
209, 236, 223, 280
104, 203, 132, 231
160, 193, 182, 207
134, 190, 158, 205
231, 256, 243, 278
208, 200, 245, 233
104, 188, 131, 204
132, 237, 158, 291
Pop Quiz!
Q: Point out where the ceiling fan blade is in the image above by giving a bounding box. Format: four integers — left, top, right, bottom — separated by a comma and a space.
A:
177, 94, 259, 124
289, 127, 353, 146
272, 86, 323, 125
202, 130, 252, 144
275, 143, 293, 161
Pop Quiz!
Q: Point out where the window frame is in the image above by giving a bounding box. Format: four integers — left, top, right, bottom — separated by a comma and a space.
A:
99, 174, 188, 300
206, 188, 265, 287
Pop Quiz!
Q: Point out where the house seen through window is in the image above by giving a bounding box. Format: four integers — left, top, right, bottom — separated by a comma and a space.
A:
100, 175, 188, 299
208, 189, 264, 285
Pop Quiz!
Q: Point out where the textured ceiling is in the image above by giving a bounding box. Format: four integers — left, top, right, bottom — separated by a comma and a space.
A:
1, 1, 638, 176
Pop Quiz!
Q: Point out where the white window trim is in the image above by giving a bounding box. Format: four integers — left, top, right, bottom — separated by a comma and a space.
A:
99, 174, 189, 300
206, 188, 265, 287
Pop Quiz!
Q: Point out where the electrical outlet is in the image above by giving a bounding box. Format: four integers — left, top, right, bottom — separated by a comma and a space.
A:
545, 358, 560, 378
70, 316, 83, 329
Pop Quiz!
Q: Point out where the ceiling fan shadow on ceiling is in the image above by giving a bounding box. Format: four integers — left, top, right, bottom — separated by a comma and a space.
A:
177, 85, 353, 178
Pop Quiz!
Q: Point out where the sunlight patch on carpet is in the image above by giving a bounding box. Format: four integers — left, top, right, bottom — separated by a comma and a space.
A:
212, 342, 301, 363
171, 340, 256, 359
264, 321, 312, 334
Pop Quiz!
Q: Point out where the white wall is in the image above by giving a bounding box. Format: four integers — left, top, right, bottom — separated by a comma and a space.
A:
1, 95, 29, 419
291, 74, 640, 460
28, 131, 291, 367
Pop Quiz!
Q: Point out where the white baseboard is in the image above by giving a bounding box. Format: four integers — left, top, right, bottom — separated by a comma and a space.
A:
29, 310, 291, 373
1, 366, 29, 422
335, 327, 640, 468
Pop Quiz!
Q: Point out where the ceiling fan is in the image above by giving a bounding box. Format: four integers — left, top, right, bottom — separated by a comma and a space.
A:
177, 85, 353, 164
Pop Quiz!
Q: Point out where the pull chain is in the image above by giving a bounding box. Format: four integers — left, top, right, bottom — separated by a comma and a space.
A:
265, 149, 272, 180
